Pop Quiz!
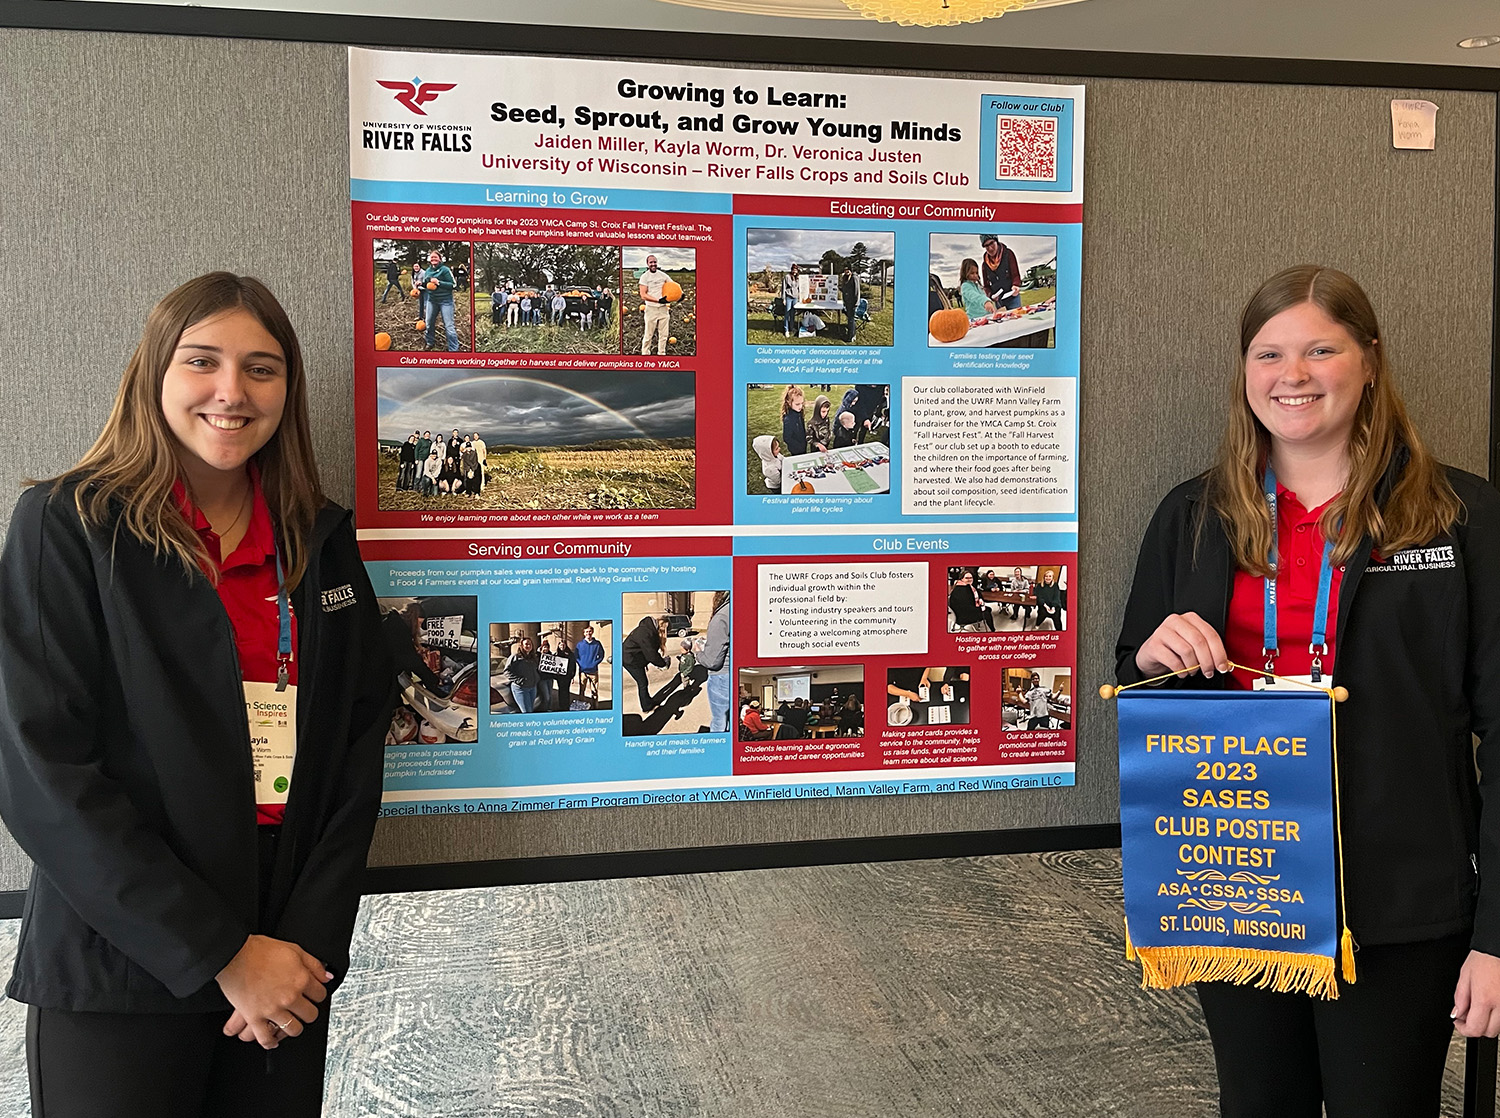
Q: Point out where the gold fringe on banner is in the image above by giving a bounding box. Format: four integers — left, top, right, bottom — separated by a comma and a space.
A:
1132, 945, 1339, 1000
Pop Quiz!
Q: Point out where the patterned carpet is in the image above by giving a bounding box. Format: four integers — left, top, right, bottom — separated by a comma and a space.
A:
0, 850, 1481, 1115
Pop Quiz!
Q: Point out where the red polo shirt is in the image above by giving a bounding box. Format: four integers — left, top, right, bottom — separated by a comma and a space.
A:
173, 470, 298, 825
1224, 486, 1343, 690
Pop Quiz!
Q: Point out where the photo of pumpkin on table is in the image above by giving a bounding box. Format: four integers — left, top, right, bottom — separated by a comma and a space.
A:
746, 382, 891, 495
744, 228, 895, 346
927, 233, 1057, 349
372, 238, 474, 352
621, 247, 697, 357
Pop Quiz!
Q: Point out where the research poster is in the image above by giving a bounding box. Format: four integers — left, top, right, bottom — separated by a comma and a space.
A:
349, 48, 1085, 816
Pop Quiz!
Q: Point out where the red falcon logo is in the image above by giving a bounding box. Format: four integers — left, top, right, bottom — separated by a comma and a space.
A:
377, 78, 457, 116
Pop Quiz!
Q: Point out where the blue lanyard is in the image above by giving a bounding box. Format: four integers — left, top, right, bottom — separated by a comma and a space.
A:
273, 547, 292, 692
1262, 465, 1336, 682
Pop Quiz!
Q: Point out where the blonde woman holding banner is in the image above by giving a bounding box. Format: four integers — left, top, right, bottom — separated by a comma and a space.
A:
1114, 265, 1500, 1116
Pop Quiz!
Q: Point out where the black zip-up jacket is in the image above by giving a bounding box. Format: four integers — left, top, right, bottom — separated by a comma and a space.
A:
1115, 464, 1500, 951
0, 481, 395, 1012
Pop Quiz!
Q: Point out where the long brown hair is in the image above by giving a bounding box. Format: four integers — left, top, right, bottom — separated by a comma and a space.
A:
47, 272, 325, 588
1205, 265, 1459, 575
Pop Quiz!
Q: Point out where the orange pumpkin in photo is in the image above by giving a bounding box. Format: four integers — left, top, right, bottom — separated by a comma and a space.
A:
928, 308, 970, 343
410, 288, 420, 298
426, 280, 438, 290
413, 319, 427, 332
668, 336, 677, 344
374, 332, 392, 351
790, 480, 816, 494
661, 279, 683, 302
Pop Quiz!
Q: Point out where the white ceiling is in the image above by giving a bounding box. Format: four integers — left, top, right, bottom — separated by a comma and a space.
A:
53, 0, 1500, 68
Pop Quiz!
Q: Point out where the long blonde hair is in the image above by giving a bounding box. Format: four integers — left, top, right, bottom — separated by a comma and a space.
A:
1205, 265, 1459, 575
46, 273, 325, 588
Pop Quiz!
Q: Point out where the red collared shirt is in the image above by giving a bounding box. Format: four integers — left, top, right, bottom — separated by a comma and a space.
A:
173, 471, 298, 825
1224, 486, 1343, 690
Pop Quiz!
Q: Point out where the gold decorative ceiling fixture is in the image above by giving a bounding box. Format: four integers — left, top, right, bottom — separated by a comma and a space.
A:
656, 0, 1088, 27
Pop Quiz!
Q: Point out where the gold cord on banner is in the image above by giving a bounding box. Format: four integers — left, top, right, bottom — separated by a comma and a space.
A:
1104, 662, 1357, 994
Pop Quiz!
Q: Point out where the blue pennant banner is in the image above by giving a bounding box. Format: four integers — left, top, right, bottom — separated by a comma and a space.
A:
1117, 688, 1345, 998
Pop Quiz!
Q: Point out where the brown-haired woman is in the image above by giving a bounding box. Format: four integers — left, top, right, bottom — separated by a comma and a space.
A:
1115, 265, 1500, 1115
0, 272, 395, 1117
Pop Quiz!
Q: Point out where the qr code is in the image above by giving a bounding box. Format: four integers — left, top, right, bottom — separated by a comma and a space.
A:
995, 115, 1058, 182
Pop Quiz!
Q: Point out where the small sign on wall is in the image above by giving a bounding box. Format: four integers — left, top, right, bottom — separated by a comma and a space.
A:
1391, 99, 1438, 150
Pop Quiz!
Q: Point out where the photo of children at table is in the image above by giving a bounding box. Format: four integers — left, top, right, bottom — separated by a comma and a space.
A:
1000, 667, 1071, 732
947, 564, 1067, 633
886, 666, 971, 727
746, 383, 891, 496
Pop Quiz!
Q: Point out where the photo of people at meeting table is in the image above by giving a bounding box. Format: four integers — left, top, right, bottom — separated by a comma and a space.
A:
946, 564, 1067, 634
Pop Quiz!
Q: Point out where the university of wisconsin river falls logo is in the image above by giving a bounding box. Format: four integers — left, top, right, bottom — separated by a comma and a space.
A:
377, 76, 456, 116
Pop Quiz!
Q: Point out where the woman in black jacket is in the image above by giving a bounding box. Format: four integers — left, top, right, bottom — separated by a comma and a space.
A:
0, 273, 394, 1117
1115, 265, 1500, 1116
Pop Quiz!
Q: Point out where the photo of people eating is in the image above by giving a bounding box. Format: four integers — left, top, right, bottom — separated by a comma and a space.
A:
927, 233, 1057, 350
737, 665, 865, 740
946, 564, 1067, 634
620, 590, 732, 737
747, 382, 891, 496
488, 620, 614, 715
886, 666, 971, 727
378, 595, 483, 745
1001, 667, 1072, 732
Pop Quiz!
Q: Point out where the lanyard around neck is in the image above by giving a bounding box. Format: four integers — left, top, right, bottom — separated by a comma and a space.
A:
273, 546, 292, 692
1262, 464, 1336, 682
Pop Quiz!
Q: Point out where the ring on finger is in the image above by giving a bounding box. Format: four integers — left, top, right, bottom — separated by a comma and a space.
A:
270, 1019, 292, 1032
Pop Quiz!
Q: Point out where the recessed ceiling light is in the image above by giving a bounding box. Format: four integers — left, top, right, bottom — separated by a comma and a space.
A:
1459, 35, 1500, 48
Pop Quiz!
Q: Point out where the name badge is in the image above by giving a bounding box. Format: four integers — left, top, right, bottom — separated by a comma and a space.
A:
244, 680, 297, 804
1253, 674, 1325, 691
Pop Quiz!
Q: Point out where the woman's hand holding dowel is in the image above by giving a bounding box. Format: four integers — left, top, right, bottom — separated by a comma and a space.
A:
216, 934, 332, 1048
1134, 611, 1231, 679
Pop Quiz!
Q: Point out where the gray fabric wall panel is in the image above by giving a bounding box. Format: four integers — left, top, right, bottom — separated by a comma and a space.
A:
0, 29, 1491, 885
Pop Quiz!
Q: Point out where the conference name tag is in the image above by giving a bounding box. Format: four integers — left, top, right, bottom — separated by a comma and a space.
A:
244, 680, 297, 805
1117, 688, 1351, 999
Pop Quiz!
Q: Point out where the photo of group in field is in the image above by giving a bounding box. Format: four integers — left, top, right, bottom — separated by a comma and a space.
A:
373, 239, 473, 352
472, 242, 620, 355
745, 228, 895, 346
927, 233, 1057, 349
377, 366, 697, 512
622, 247, 697, 357
746, 382, 891, 495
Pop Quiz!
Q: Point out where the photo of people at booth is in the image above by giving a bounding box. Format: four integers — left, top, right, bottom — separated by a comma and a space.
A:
373, 239, 473, 353
926, 233, 1057, 350
620, 590, 731, 737
746, 382, 891, 495
886, 665, 972, 727
488, 620, 614, 715
946, 564, 1067, 633
378, 595, 483, 745
1001, 667, 1072, 732
737, 665, 865, 740
745, 228, 894, 346
473, 242, 621, 355
622, 247, 697, 357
